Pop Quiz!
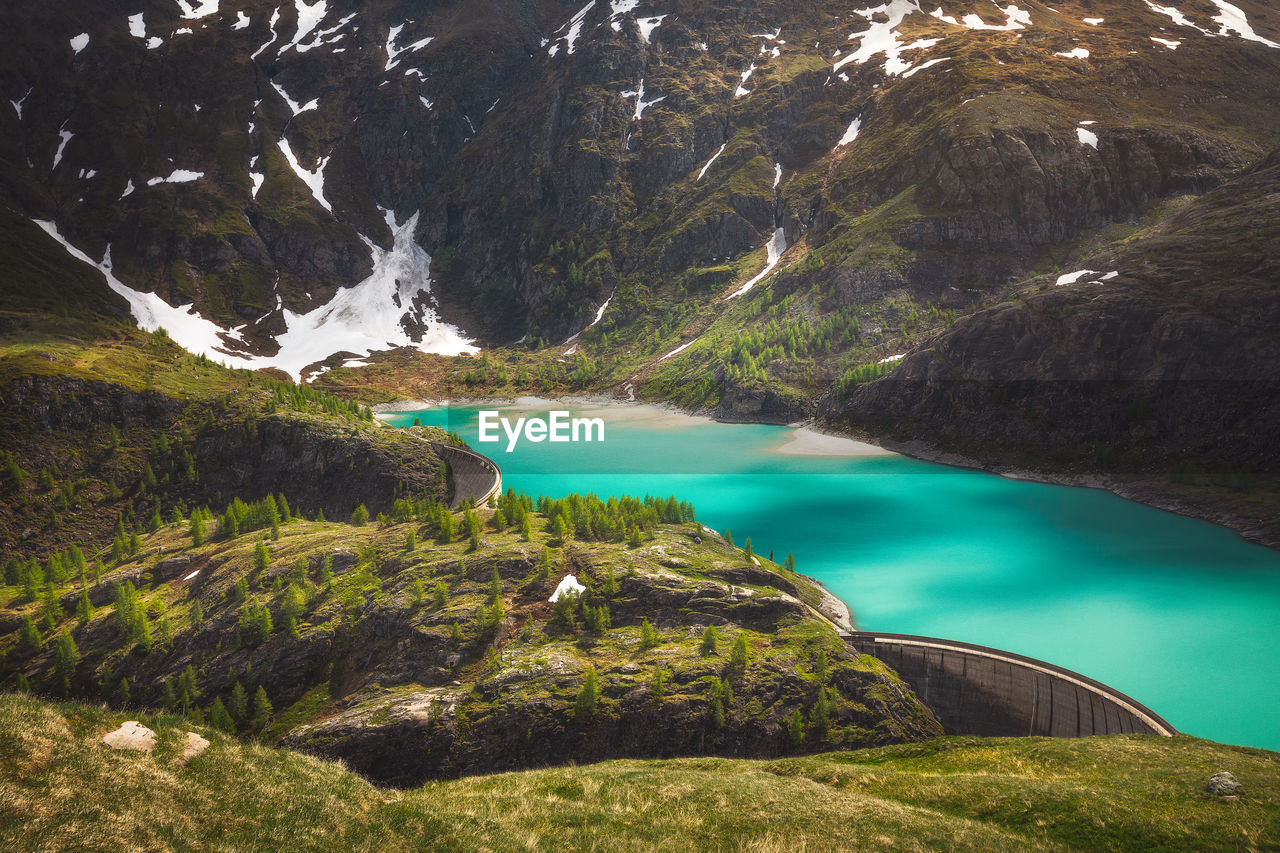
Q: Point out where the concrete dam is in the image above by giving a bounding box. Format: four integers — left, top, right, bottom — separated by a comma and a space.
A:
844, 632, 1176, 738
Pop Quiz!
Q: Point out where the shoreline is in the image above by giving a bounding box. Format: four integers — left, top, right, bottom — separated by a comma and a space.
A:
373, 393, 1277, 552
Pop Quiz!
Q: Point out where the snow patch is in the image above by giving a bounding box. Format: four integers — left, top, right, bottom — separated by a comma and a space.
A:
837, 116, 862, 147
148, 36, 164, 49
279, 0, 328, 55
901, 56, 950, 76
1083, 17, 1104, 25
621, 79, 665, 120
1055, 47, 1090, 59
128, 13, 146, 38
34, 220, 260, 369
233, 10, 250, 29
271, 80, 318, 116
146, 169, 204, 185
9, 88, 32, 120
120, 179, 135, 198
175, 0, 220, 19
277, 137, 331, 211
252, 7, 281, 59
1210, 0, 1279, 47
1150, 36, 1181, 48
878, 353, 905, 364
385, 23, 434, 70
70, 33, 90, 54
1055, 268, 1116, 285
549, 1, 595, 56
1076, 126, 1098, 148
53, 127, 72, 170
268, 210, 478, 381
1142, 1, 1211, 35
773, 162, 782, 190
726, 228, 787, 299
637, 15, 666, 42
550, 575, 586, 602
183, 569, 200, 581
835, 1, 961, 77
696, 143, 726, 181
658, 339, 696, 362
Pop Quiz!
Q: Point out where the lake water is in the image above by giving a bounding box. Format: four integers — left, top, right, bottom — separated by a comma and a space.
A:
383, 399, 1280, 751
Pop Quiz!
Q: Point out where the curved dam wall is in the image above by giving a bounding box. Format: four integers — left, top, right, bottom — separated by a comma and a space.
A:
431, 442, 503, 508
844, 632, 1176, 738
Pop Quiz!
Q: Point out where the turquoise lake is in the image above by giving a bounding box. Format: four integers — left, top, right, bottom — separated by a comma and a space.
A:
383, 400, 1280, 751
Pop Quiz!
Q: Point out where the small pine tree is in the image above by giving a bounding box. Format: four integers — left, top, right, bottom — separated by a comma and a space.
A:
574, 667, 600, 724
253, 686, 274, 723
809, 686, 833, 735
76, 588, 94, 624
730, 633, 749, 670
650, 667, 668, 701
744, 537, 753, 559
190, 599, 203, 627
490, 509, 507, 531
520, 514, 533, 542
787, 708, 806, 747
351, 505, 369, 526
53, 630, 80, 695
114, 676, 131, 707
724, 529, 734, 548
254, 541, 270, 574
627, 525, 642, 548
602, 565, 619, 597
405, 529, 417, 551
178, 665, 199, 703
468, 526, 481, 552
812, 650, 830, 683
640, 618, 660, 650
149, 509, 163, 533
551, 515, 568, 543
270, 520, 280, 541
699, 625, 719, 657
228, 680, 249, 722
784, 552, 796, 573
191, 514, 205, 546
449, 620, 463, 643
319, 555, 334, 584
438, 512, 455, 544
162, 680, 177, 710
276, 494, 291, 523
209, 698, 235, 733
409, 579, 425, 607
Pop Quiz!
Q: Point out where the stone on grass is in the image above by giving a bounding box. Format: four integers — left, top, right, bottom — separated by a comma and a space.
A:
1207, 771, 1243, 796
182, 731, 210, 762
102, 721, 157, 752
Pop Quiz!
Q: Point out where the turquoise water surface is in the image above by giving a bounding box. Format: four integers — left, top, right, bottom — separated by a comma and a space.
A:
384, 401, 1280, 750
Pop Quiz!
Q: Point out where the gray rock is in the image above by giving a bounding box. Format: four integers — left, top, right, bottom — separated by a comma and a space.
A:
1207, 771, 1243, 796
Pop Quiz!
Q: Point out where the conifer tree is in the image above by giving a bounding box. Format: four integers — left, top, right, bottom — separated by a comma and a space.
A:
162, 680, 177, 709
809, 686, 833, 734
744, 537, 754, 559
254, 541, 270, 574
228, 680, 248, 722
433, 580, 449, 608
149, 509, 163, 533
449, 621, 463, 643
41, 585, 61, 631
114, 676, 131, 707
785, 552, 796, 572
253, 686, 274, 723
650, 667, 668, 701
469, 526, 481, 552
640, 618, 660, 650
19, 615, 41, 653
699, 625, 719, 656
351, 505, 369, 526
627, 525, 642, 548
129, 532, 141, 555
405, 529, 417, 550
730, 633, 750, 670
178, 665, 199, 703
787, 708, 806, 747
76, 588, 94, 624
276, 494, 291, 523
574, 667, 600, 723
319, 555, 334, 584
209, 698, 235, 733
551, 515, 568, 542
520, 514, 533, 542
191, 514, 205, 546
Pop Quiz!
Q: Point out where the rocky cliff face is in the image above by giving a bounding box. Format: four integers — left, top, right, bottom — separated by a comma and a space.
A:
5, 0, 1279, 376
826, 150, 1280, 542
0, 369, 449, 555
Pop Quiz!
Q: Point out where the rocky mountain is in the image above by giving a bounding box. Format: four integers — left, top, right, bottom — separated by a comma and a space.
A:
3, 0, 1279, 534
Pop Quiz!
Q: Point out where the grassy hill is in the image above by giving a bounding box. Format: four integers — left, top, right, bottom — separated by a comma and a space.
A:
1, 692, 1276, 851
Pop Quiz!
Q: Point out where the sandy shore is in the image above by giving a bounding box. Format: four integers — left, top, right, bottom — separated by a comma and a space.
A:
774, 427, 897, 458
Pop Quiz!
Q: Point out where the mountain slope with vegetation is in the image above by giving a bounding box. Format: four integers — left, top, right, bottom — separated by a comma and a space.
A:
1, 692, 1277, 851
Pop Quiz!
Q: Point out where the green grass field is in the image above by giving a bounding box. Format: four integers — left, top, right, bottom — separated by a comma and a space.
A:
1, 693, 1275, 852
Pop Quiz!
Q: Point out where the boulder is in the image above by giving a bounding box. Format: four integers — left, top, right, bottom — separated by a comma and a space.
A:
1207, 771, 1243, 796
102, 721, 157, 752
